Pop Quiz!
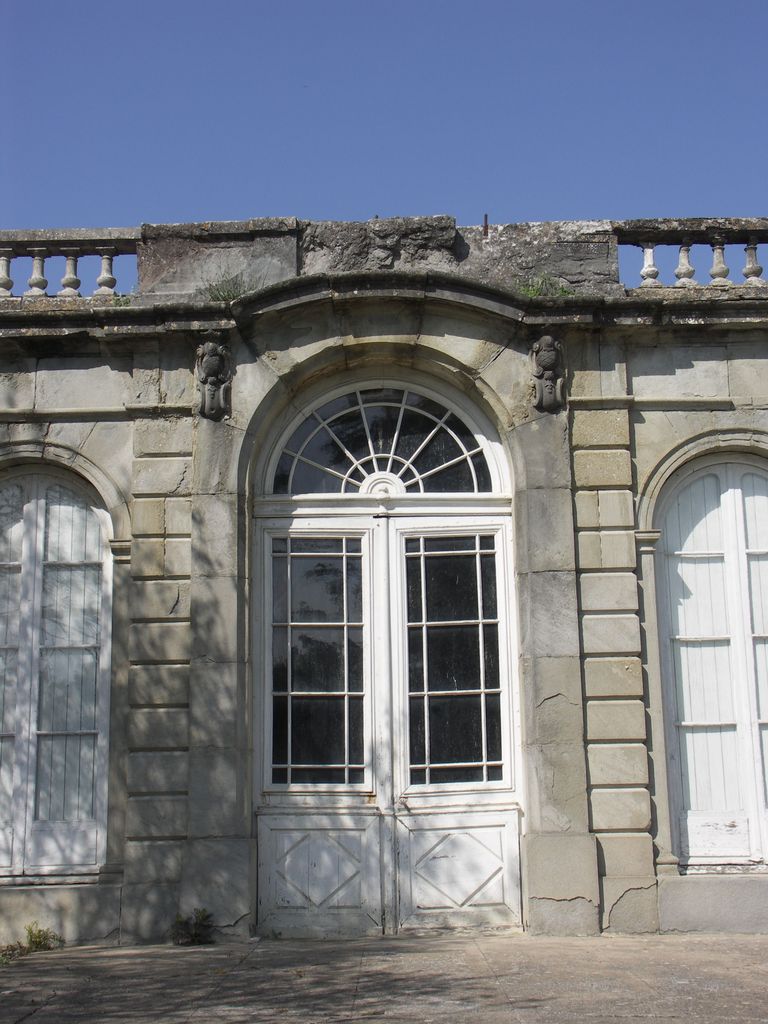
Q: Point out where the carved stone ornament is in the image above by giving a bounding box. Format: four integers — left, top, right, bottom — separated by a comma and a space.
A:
530, 334, 565, 413
196, 338, 232, 420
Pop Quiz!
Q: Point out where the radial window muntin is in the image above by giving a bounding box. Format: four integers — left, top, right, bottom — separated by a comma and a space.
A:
272, 387, 496, 496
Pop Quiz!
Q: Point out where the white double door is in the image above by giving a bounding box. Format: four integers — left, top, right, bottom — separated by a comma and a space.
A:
255, 511, 522, 936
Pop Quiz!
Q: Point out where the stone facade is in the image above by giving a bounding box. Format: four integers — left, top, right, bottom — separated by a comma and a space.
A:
0, 216, 767, 943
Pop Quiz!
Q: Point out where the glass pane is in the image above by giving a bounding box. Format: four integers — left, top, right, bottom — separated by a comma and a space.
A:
487, 765, 503, 781
472, 453, 492, 492
347, 538, 361, 553
45, 486, 102, 563
290, 557, 344, 622
425, 555, 478, 621
426, 625, 480, 691
273, 453, 292, 494
481, 554, 497, 617
413, 429, 461, 474
484, 624, 500, 689
365, 403, 401, 458
315, 393, 358, 422
410, 768, 426, 785
406, 393, 445, 420
348, 768, 364, 784
487, 694, 502, 760
272, 557, 287, 622
291, 698, 345, 764
271, 537, 288, 553
430, 766, 483, 784
291, 460, 344, 494
291, 628, 345, 691
347, 628, 363, 692
423, 461, 474, 492
408, 629, 424, 692
394, 409, 434, 462
424, 537, 475, 552
406, 558, 422, 622
292, 538, 343, 553
409, 697, 425, 764
272, 627, 288, 691
299, 426, 354, 478
429, 695, 483, 764
38, 649, 97, 733
326, 410, 370, 463
349, 697, 363, 764
292, 768, 346, 784
272, 696, 287, 764
41, 567, 101, 645
346, 557, 362, 622
272, 767, 287, 784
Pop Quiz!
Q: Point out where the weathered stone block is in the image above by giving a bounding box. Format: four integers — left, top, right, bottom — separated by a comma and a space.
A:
582, 613, 641, 654
0, 884, 121, 946
188, 661, 239, 749
572, 409, 630, 448
516, 488, 576, 572
629, 344, 728, 398
132, 498, 164, 536
133, 416, 194, 456
125, 796, 187, 838
120, 882, 179, 943
598, 490, 634, 528
524, 833, 599, 902
580, 572, 638, 611
586, 700, 646, 740
574, 490, 599, 528
165, 538, 192, 577
520, 571, 580, 659
584, 657, 643, 697
165, 497, 192, 535
599, 531, 637, 568
131, 580, 190, 620
590, 788, 651, 831
524, 740, 590, 833
129, 621, 191, 663
131, 538, 164, 578
521, 656, 584, 746
127, 708, 189, 750
129, 664, 189, 706
124, 840, 184, 884
191, 493, 240, 576
127, 751, 189, 793
35, 357, 130, 410
577, 531, 602, 568
602, 875, 658, 933
179, 838, 251, 937
573, 450, 632, 488
190, 575, 240, 662
188, 749, 244, 837
658, 875, 768, 933
587, 743, 648, 785
133, 457, 192, 497
596, 833, 655, 877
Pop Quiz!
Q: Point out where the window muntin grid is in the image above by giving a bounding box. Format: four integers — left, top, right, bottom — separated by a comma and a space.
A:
405, 534, 502, 785
270, 536, 365, 785
272, 388, 493, 495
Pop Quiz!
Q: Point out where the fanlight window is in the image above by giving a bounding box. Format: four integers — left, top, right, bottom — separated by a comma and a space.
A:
272, 388, 493, 495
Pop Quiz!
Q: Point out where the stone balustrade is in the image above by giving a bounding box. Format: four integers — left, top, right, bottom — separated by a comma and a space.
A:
3, 218, 768, 299
0, 228, 139, 298
616, 218, 768, 288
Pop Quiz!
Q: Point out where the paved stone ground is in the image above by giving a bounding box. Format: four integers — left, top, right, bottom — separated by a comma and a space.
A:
1, 934, 767, 1023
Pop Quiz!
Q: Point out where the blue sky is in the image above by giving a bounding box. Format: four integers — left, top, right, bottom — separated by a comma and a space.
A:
3, 0, 767, 231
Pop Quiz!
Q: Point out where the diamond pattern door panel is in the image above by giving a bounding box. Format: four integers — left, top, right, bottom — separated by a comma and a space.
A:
257, 813, 382, 936
397, 811, 521, 929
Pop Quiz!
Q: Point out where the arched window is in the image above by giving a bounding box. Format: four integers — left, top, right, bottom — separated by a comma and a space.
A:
658, 459, 768, 864
255, 383, 521, 934
0, 473, 112, 874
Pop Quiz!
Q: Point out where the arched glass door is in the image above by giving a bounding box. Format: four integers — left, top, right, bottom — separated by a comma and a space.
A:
254, 387, 522, 936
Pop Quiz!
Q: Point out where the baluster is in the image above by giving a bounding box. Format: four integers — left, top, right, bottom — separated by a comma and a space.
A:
639, 243, 663, 287
58, 249, 81, 298
742, 237, 764, 285
708, 240, 731, 285
24, 248, 48, 296
674, 240, 696, 286
0, 249, 13, 297
94, 248, 117, 296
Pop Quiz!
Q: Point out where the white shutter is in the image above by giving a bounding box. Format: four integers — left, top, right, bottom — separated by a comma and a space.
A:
0, 484, 24, 867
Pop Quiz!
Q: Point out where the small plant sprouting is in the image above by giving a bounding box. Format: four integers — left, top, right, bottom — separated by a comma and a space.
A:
0, 920, 63, 966
169, 907, 215, 946
514, 274, 574, 298
204, 273, 247, 303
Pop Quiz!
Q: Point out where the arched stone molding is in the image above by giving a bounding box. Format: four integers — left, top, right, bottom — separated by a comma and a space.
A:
0, 439, 130, 540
